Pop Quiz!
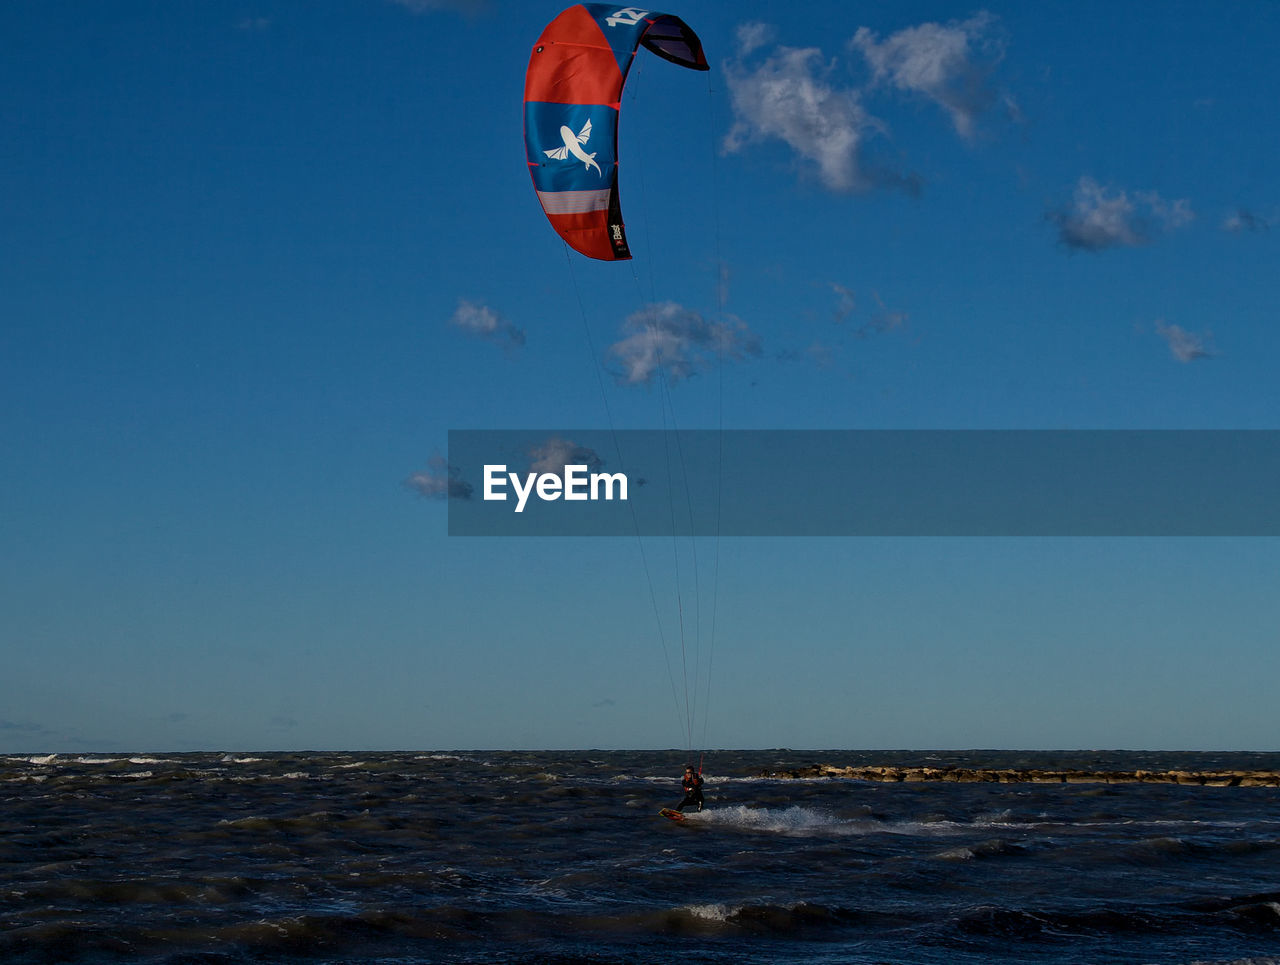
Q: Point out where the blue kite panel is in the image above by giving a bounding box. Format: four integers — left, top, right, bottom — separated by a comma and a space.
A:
581, 4, 651, 78
525, 102, 619, 194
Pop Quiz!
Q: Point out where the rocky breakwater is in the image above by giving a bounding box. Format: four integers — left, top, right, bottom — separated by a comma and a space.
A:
760, 764, 1280, 787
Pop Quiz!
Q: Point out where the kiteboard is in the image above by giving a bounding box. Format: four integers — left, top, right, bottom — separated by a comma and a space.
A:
658, 808, 686, 823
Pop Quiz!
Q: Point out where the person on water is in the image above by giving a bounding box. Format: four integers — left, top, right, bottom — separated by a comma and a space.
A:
676, 764, 704, 812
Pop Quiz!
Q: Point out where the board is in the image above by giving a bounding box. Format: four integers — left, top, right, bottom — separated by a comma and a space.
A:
658, 808, 685, 822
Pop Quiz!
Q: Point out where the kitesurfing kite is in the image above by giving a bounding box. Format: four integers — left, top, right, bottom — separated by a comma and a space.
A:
524, 5, 708, 260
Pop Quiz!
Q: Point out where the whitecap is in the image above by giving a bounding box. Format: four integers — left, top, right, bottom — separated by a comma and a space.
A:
693, 804, 880, 837
683, 902, 738, 921
414, 753, 490, 765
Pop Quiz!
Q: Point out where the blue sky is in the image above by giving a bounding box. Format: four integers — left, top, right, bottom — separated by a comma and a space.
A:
2, 1, 1278, 752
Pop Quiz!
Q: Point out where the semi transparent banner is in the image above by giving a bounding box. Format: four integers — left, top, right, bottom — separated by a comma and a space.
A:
445, 430, 1280, 537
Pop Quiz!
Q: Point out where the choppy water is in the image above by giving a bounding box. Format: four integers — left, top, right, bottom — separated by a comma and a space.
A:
3, 750, 1280, 964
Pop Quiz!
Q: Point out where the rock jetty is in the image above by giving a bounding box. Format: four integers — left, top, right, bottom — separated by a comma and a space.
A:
759, 764, 1280, 787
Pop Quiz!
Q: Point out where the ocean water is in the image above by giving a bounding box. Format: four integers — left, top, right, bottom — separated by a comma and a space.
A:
3, 749, 1280, 964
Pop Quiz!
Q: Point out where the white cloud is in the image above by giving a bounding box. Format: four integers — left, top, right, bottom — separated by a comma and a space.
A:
723, 46, 889, 193
735, 21, 776, 57
609, 302, 761, 386
1055, 178, 1142, 249
1222, 208, 1273, 233
858, 291, 908, 338
528, 438, 604, 478
830, 282, 856, 322
448, 298, 525, 350
724, 13, 1024, 195
406, 453, 473, 500
1154, 321, 1213, 362
1137, 191, 1194, 230
1051, 177, 1194, 251
851, 12, 1005, 139
828, 284, 906, 336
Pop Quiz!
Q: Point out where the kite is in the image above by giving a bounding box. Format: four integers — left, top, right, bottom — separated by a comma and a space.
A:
524, 5, 708, 261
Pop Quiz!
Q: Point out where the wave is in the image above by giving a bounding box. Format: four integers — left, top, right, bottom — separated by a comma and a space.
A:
669, 900, 876, 934
687, 804, 882, 836
5, 883, 1278, 963
13, 754, 57, 765
934, 839, 1029, 861
687, 805, 1046, 841
0, 901, 868, 962
413, 753, 492, 766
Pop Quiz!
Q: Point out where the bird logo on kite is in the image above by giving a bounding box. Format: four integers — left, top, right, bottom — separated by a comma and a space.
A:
543, 119, 602, 176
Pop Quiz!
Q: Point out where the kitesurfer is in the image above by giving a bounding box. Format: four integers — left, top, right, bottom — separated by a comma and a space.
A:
676, 764, 703, 812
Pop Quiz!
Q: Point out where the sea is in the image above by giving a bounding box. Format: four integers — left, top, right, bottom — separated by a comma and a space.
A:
3, 749, 1280, 965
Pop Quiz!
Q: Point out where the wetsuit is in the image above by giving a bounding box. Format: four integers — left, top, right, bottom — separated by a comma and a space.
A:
677, 772, 704, 812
